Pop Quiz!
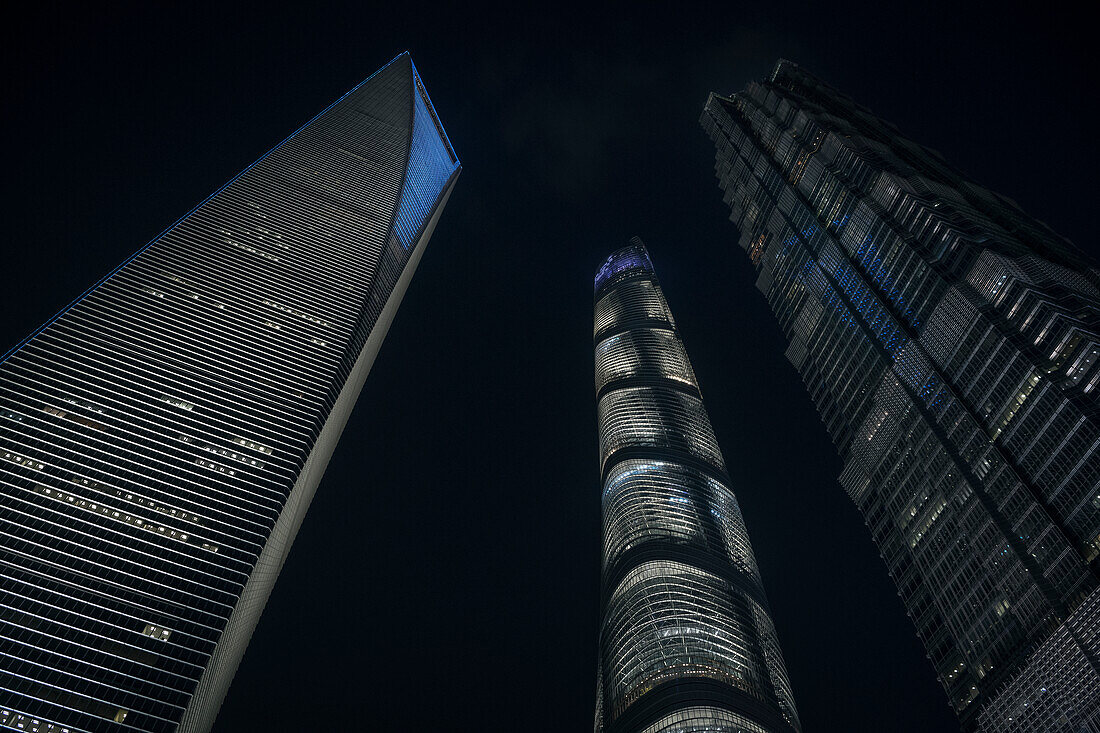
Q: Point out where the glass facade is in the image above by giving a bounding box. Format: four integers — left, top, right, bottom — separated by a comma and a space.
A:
701, 59, 1100, 731
0, 53, 459, 733
593, 239, 800, 733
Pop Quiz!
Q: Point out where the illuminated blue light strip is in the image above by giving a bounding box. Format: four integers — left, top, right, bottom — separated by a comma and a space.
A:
0, 52, 411, 365
410, 62, 458, 166
391, 68, 460, 250
793, 235, 909, 357
594, 246, 654, 291
852, 235, 920, 329
892, 345, 944, 408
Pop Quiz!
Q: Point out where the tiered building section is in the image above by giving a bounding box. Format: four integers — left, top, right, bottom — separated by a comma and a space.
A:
593, 239, 800, 733
701, 59, 1099, 731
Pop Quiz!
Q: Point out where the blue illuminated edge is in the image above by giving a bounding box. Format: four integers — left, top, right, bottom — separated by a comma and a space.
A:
409, 60, 460, 166
390, 61, 462, 251
0, 52, 413, 365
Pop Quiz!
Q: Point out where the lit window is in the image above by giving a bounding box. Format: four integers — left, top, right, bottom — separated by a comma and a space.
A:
141, 624, 172, 641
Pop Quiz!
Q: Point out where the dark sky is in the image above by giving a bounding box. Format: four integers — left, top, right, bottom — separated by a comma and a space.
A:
1, 3, 1094, 731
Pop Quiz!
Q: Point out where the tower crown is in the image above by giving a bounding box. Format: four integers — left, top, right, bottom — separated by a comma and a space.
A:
594, 237, 654, 298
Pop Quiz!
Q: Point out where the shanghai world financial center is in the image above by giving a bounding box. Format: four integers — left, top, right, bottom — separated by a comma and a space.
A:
0, 50, 1097, 733
0, 54, 459, 732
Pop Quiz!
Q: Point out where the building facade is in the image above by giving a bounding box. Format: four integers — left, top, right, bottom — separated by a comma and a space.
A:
0, 53, 459, 733
593, 239, 800, 733
701, 59, 1100, 731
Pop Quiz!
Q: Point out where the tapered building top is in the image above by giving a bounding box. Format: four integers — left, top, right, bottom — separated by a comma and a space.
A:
0, 53, 458, 732
593, 239, 800, 733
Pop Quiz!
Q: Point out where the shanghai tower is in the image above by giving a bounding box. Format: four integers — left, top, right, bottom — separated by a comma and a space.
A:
593, 239, 800, 733
0, 53, 459, 733
701, 60, 1099, 731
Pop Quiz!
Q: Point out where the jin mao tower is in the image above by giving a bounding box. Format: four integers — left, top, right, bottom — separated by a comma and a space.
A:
701, 59, 1100, 731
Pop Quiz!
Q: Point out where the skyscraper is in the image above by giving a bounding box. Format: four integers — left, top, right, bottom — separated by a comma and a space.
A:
593, 239, 800, 733
0, 52, 459, 733
701, 59, 1100, 731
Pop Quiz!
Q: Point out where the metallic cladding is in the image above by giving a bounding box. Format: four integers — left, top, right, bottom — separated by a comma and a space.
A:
701, 59, 1100, 731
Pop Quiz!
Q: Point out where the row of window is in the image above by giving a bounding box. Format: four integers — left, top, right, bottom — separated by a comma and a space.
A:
0, 708, 71, 733
26, 482, 218, 555
707, 84, 1098, 719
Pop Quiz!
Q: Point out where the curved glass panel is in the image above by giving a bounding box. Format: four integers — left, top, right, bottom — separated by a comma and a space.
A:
598, 386, 724, 471
602, 459, 760, 581
594, 279, 674, 337
595, 329, 698, 393
639, 707, 774, 733
391, 67, 460, 250
748, 596, 799, 727
603, 560, 774, 720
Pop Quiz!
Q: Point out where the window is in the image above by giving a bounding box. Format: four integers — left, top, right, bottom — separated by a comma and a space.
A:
141, 623, 171, 641
160, 395, 194, 411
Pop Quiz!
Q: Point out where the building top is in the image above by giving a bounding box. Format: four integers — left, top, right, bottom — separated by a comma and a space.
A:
594, 236, 653, 297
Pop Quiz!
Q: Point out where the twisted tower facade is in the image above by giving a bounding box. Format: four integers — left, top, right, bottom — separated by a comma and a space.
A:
593, 239, 800, 733
701, 60, 1100, 731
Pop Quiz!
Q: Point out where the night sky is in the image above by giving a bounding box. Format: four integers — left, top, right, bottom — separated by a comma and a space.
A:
1, 3, 1094, 731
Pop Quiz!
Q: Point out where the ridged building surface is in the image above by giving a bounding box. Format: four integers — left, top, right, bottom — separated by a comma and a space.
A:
701, 59, 1100, 731
593, 239, 800, 733
0, 52, 459, 733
